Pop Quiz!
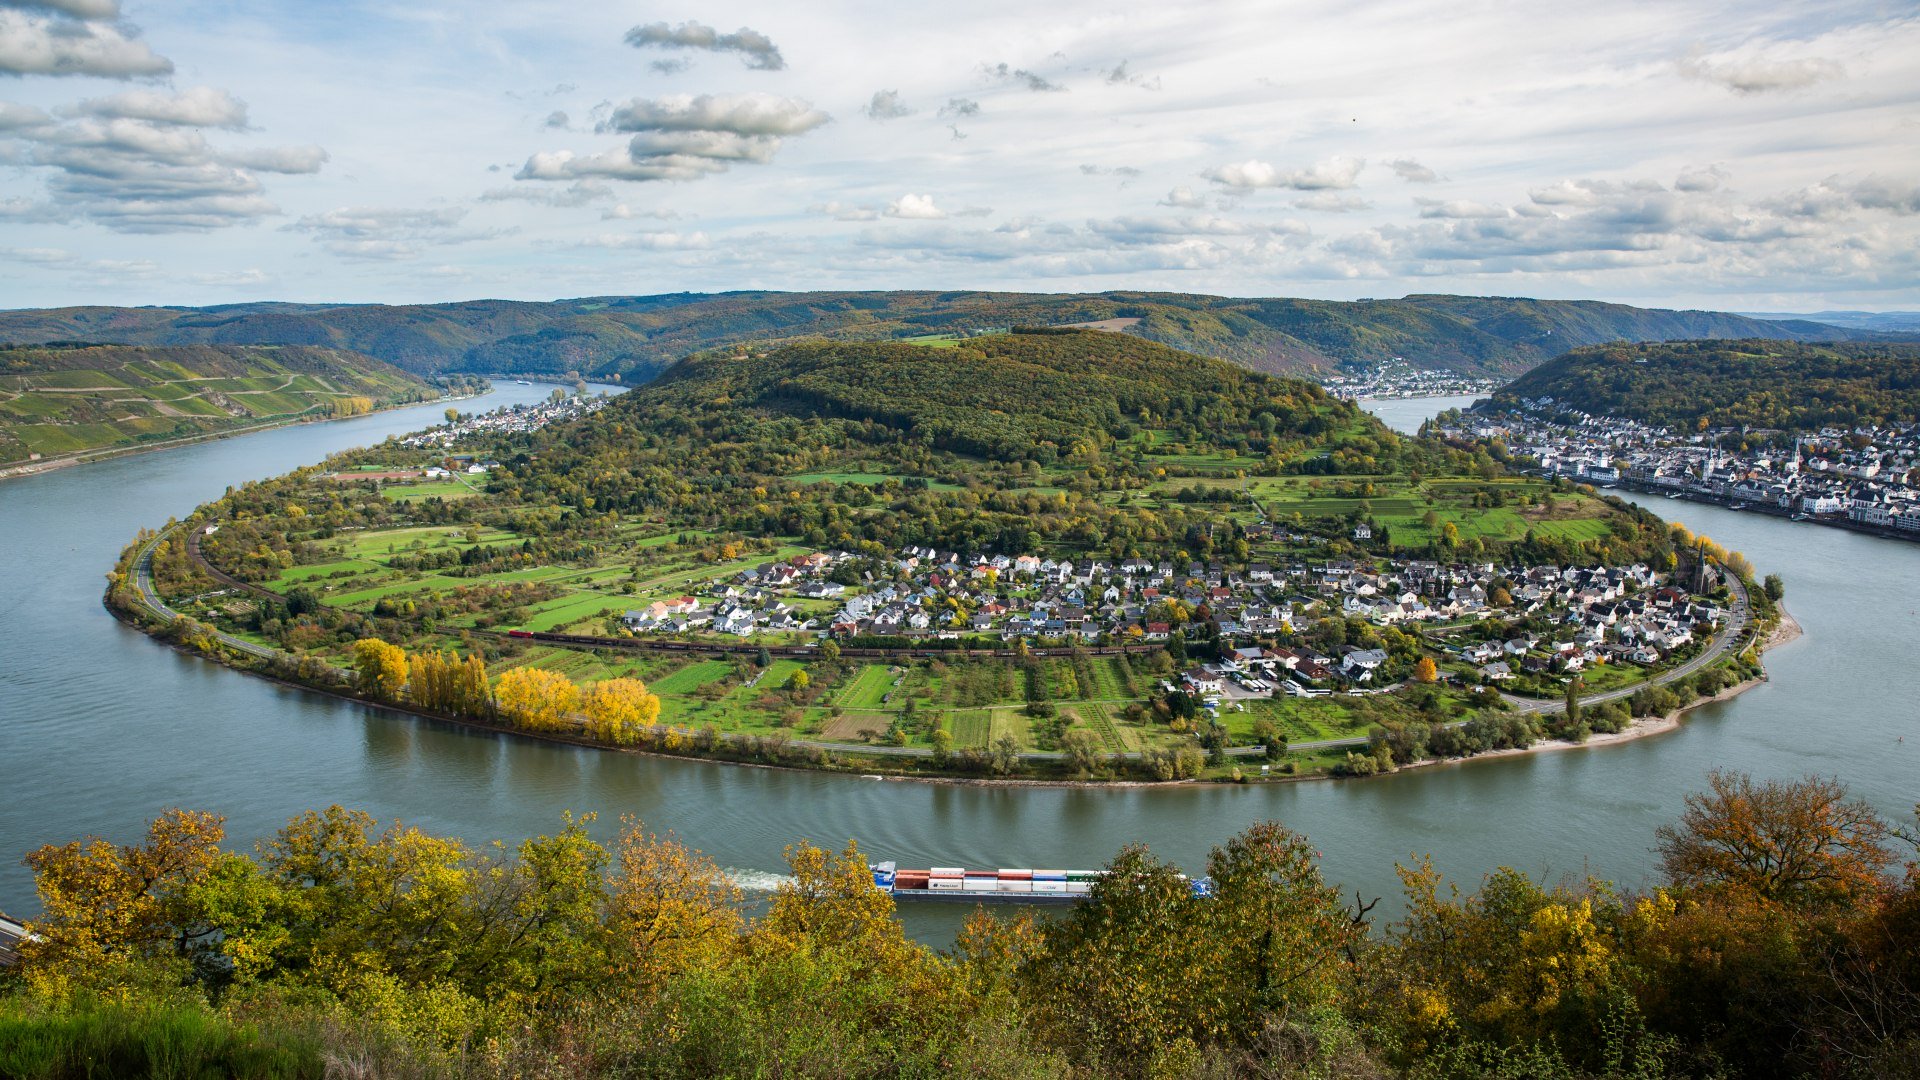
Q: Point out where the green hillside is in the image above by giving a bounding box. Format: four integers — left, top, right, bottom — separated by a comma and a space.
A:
0, 290, 1881, 384
0, 343, 446, 467
1488, 339, 1920, 430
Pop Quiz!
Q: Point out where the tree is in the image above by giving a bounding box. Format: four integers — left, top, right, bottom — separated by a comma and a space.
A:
1656, 769, 1894, 910
18, 809, 230, 995
1563, 676, 1584, 727
930, 728, 953, 766
495, 666, 582, 732
1059, 728, 1103, 777
444, 407, 460, 424
1490, 584, 1513, 607
352, 637, 408, 701
582, 677, 661, 744
1414, 656, 1439, 683
1763, 573, 1785, 602
785, 669, 811, 693
988, 734, 1022, 775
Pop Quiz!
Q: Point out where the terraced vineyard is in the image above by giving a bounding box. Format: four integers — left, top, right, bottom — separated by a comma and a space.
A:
0, 343, 442, 467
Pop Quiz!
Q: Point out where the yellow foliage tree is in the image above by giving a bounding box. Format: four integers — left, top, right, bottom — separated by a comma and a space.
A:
494, 666, 581, 732
353, 638, 409, 701
582, 677, 661, 744
1414, 656, 1439, 683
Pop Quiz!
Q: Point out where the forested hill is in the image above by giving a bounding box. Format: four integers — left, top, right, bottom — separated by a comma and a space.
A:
1486, 339, 1920, 430
631, 329, 1354, 463
0, 342, 443, 466
0, 290, 1876, 383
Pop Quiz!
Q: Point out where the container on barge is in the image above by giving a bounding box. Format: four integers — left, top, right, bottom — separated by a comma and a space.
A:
870, 862, 1212, 904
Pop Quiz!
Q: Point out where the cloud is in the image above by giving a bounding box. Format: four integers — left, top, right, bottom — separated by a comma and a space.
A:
1080, 164, 1142, 178
289, 206, 506, 260
981, 62, 1064, 92
542, 110, 569, 130
2, 113, 325, 230
69, 86, 246, 128
886, 193, 947, 219
1104, 60, 1160, 90
1294, 193, 1371, 213
864, 89, 912, 121
601, 93, 828, 137
1388, 158, 1438, 183
221, 144, 327, 173
1204, 156, 1364, 191
481, 180, 613, 207
579, 230, 711, 250
1159, 186, 1206, 208
191, 267, 269, 286
0, 9, 171, 78
1415, 197, 1509, 219
2, 1, 122, 17
624, 20, 785, 71
937, 97, 979, 119
1765, 175, 1920, 219
599, 201, 678, 220
1674, 165, 1727, 193
1677, 50, 1841, 94
0, 100, 52, 131
810, 200, 877, 221
648, 58, 690, 75
521, 93, 826, 184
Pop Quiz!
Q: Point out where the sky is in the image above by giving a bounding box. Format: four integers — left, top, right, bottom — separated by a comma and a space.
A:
1, 0, 1917, 311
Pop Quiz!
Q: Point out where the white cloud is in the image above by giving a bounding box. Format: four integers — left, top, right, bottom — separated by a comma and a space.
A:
521, 93, 828, 186
624, 21, 784, 71
864, 89, 912, 121
1674, 165, 1727, 193
70, 87, 247, 129
980, 62, 1064, 92
580, 230, 711, 250
0, 9, 170, 78
1677, 49, 1841, 95
289, 206, 505, 260
1388, 158, 1438, 184
885, 193, 946, 219
1204, 156, 1364, 191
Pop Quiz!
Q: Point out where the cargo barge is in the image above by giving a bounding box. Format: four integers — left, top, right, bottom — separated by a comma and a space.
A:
870, 862, 1212, 904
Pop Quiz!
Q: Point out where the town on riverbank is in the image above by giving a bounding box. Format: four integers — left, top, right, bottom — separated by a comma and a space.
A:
1448, 403, 1920, 542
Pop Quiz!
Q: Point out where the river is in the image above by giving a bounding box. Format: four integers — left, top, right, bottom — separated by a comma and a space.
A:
1, 388, 1914, 942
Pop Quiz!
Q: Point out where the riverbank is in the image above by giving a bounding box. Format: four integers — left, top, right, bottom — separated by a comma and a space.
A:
0, 386, 487, 483
109, 545, 1797, 788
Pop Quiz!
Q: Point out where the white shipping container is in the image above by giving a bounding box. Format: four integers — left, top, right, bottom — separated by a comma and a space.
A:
1031, 880, 1067, 893
1065, 882, 1092, 894
927, 878, 965, 890
929, 867, 965, 877
999, 880, 1033, 893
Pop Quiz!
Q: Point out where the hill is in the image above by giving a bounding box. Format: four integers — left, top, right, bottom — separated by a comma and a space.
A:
1486, 339, 1920, 430
0, 343, 448, 467
0, 291, 1880, 384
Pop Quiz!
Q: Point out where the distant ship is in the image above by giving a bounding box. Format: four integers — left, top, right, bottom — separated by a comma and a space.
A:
871, 862, 1211, 904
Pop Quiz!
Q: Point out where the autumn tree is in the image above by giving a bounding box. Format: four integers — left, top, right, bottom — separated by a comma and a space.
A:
494, 666, 582, 732
582, 677, 662, 744
1414, 656, 1439, 683
1657, 769, 1894, 910
603, 817, 741, 995
19, 809, 230, 996
353, 637, 409, 701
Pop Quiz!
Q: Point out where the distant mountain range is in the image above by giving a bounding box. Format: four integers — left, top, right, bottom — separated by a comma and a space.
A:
1736, 310, 1920, 333
0, 291, 1898, 384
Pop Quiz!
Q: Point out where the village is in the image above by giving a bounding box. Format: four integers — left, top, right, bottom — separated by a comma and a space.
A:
1449, 404, 1920, 539
400, 388, 612, 450
614, 543, 1727, 703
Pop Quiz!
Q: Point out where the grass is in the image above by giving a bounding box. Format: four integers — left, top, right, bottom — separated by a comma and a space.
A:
649, 660, 734, 696
950, 709, 992, 747
836, 665, 898, 710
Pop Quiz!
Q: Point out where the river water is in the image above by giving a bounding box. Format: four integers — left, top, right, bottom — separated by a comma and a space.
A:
1, 388, 1914, 941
